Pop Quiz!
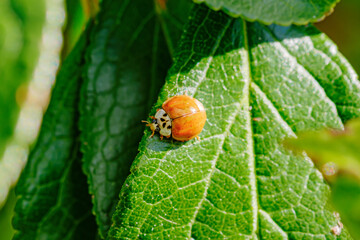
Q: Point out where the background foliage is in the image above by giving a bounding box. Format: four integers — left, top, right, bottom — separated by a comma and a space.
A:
285, 119, 360, 240
0, 0, 360, 239
0, 0, 64, 208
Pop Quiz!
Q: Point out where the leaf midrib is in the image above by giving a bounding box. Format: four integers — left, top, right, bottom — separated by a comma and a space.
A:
186, 18, 233, 237
186, 15, 327, 238
243, 19, 259, 238
187, 17, 259, 238
244, 21, 342, 238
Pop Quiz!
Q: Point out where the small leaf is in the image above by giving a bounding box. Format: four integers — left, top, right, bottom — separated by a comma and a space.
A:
193, 0, 340, 25
284, 119, 360, 239
12, 25, 97, 240
109, 5, 359, 239
285, 119, 360, 180
79, 0, 192, 237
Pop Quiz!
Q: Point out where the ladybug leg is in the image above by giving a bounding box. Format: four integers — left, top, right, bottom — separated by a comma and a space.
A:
196, 136, 201, 141
150, 116, 156, 120
160, 135, 164, 140
142, 120, 153, 127
142, 120, 156, 138
149, 130, 155, 138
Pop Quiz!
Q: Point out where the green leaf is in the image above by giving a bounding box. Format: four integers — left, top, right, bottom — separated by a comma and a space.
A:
12, 25, 97, 240
109, 5, 359, 239
0, 190, 16, 240
61, 0, 89, 59
193, 0, 340, 25
79, 0, 192, 237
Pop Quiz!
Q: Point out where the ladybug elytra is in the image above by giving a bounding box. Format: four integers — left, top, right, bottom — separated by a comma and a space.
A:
143, 95, 206, 141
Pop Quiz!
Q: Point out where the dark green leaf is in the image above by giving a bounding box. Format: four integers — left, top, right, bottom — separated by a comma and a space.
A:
109, 5, 359, 239
79, 0, 192, 237
193, 0, 339, 25
12, 25, 97, 240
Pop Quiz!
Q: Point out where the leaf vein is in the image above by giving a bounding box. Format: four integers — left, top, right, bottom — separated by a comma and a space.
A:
259, 209, 288, 239
243, 19, 260, 237
262, 24, 343, 126
187, 102, 241, 237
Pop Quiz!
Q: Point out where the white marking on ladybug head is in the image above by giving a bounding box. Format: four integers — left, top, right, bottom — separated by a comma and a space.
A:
155, 109, 172, 137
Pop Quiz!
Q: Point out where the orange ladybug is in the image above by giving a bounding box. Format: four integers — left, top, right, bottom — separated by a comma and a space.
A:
143, 95, 206, 141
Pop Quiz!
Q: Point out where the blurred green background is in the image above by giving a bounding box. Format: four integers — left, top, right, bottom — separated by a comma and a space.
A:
0, 0, 89, 239
315, 0, 360, 74
0, 0, 359, 239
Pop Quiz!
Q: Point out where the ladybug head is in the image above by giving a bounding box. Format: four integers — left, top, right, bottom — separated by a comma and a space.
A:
142, 119, 159, 133
151, 119, 160, 132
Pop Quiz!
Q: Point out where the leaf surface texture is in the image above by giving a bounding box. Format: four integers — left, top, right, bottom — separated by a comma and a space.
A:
193, 0, 340, 25
79, 0, 192, 237
109, 5, 359, 239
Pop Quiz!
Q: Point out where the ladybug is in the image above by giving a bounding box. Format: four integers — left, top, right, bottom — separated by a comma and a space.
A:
143, 95, 206, 141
